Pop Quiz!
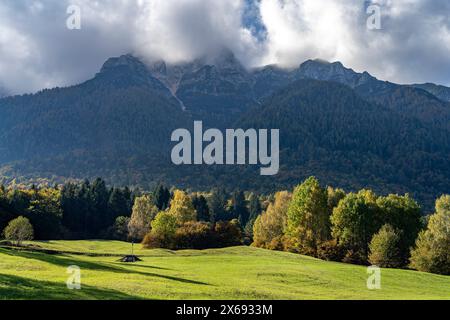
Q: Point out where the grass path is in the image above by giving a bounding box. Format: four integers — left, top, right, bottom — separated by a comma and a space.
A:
0, 241, 449, 300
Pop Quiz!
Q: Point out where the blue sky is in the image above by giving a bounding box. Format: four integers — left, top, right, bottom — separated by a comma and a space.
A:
243, 0, 267, 42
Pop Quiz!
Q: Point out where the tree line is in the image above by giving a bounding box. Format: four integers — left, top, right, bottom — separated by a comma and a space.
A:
252, 177, 449, 275
0, 177, 448, 275
0, 178, 263, 246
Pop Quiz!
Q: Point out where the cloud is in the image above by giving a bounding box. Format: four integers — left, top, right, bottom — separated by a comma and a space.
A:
0, 0, 449, 94
0, 0, 139, 94
133, 0, 264, 65
259, 0, 450, 85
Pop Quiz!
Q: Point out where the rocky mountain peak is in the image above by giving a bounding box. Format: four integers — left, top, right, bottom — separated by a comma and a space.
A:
99, 54, 149, 75
295, 59, 377, 88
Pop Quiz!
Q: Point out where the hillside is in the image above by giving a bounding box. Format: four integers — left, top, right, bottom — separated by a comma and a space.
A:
0, 242, 448, 300
0, 55, 190, 184
412, 83, 450, 102
236, 79, 450, 208
1, 53, 450, 210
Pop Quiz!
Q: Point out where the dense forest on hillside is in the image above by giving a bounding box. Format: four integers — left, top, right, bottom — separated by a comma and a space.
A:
0, 54, 449, 211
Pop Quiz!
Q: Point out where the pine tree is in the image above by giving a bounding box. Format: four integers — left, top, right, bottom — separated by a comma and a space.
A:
192, 194, 210, 222
153, 184, 171, 210
232, 191, 249, 227
208, 188, 229, 223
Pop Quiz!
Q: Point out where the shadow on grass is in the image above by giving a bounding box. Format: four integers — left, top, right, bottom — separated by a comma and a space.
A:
0, 273, 139, 300
111, 262, 170, 271
2, 248, 210, 286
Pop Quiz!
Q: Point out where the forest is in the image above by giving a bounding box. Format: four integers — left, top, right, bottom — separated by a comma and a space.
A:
0, 177, 448, 275
1, 56, 450, 213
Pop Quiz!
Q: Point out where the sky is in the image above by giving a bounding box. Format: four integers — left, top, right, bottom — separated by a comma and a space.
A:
0, 0, 449, 94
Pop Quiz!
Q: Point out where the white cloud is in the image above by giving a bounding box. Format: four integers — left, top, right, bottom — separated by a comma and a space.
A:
133, 0, 263, 65
259, 0, 450, 85
0, 0, 449, 94
259, 0, 361, 68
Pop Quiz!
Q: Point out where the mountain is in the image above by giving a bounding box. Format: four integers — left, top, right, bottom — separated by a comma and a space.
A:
252, 64, 293, 99
291, 59, 450, 132
148, 55, 450, 131
0, 52, 449, 210
149, 50, 255, 128
294, 59, 381, 89
0, 54, 190, 183
411, 83, 450, 102
236, 79, 450, 207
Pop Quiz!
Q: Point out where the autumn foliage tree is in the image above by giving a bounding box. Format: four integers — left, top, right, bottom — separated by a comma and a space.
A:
285, 177, 329, 255
143, 211, 178, 249
410, 195, 450, 275
128, 195, 159, 241
253, 191, 291, 250
168, 190, 197, 225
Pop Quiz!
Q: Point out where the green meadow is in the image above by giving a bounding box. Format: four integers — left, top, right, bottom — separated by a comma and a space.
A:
0, 241, 448, 300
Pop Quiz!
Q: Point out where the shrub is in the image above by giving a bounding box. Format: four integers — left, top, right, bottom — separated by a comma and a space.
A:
342, 248, 368, 265
142, 232, 174, 249
213, 219, 242, 248
317, 239, 345, 262
368, 224, 403, 268
174, 221, 212, 249
266, 236, 285, 251
142, 212, 178, 249
3, 216, 34, 246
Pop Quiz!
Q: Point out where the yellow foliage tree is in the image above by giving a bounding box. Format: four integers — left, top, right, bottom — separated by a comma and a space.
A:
128, 195, 158, 241
168, 190, 197, 224
253, 191, 292, 249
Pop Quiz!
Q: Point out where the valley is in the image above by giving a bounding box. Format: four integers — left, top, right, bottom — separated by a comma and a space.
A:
0, 52, 449, 210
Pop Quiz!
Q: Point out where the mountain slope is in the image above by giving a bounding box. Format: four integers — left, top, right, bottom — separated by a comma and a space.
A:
148, 55, 450, 131
412, 83, 450, 102
0, 53, 449, 210
236, 79, 450, 208
0, 55, 190, 182
292, 59, 450, 131
149, 50, 256, 128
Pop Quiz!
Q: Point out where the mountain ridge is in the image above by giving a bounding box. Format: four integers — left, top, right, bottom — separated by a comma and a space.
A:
0, 51, 449, 211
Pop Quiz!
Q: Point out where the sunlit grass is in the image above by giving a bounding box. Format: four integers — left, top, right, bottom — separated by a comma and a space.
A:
0, 241, 448, 300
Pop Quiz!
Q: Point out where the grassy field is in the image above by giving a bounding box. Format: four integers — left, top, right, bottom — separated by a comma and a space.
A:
0, 241, 448, 300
